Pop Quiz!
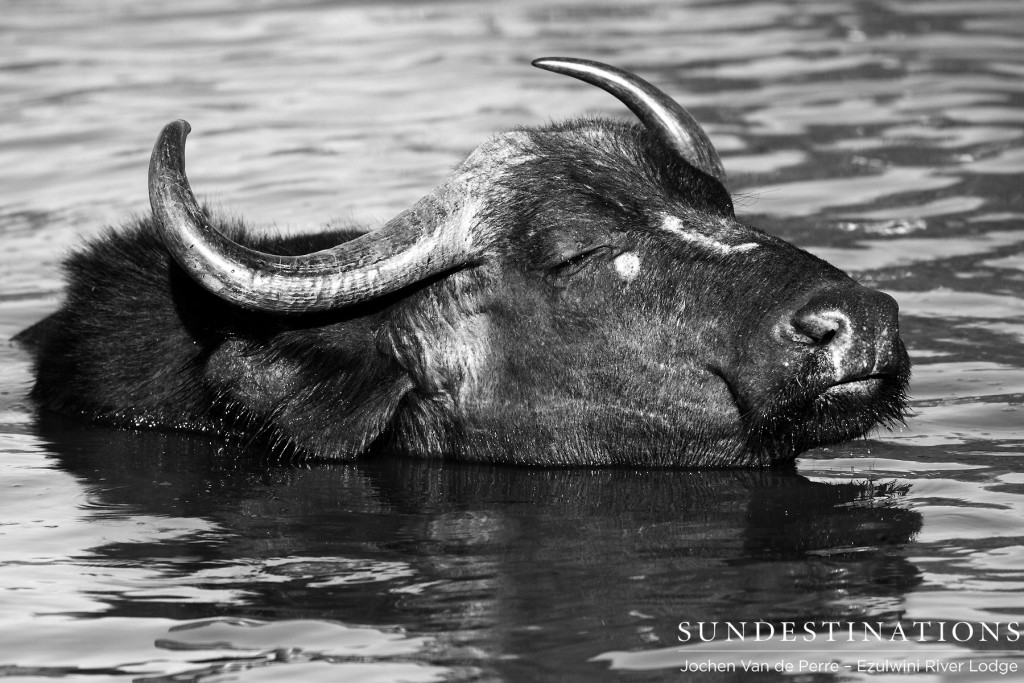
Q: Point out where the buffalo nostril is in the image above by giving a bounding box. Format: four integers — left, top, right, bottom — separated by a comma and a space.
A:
789, 309, 846, 347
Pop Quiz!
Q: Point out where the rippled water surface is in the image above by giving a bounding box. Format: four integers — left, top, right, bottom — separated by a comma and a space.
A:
2, 0, 1023, 680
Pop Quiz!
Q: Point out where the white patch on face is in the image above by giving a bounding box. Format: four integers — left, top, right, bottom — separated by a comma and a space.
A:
660, 215, 759, 254
613, 252, 641, 282
822, 310, 855, 380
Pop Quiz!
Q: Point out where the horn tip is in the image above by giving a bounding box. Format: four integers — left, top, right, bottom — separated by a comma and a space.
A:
157, 119, 192, 143
532, 56, 583, 72
532, 57, 623, 82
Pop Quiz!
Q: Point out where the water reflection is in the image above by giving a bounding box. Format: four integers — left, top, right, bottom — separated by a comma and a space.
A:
31, 415, 923, 679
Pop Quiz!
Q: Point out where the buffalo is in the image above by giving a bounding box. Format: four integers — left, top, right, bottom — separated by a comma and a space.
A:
16, 57, 910, 467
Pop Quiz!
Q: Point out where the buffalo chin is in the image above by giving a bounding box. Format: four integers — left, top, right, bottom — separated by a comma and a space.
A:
745, 372, 911, 462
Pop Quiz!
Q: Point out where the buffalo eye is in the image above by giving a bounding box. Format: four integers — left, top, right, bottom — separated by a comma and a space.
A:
547, 244, 615, 281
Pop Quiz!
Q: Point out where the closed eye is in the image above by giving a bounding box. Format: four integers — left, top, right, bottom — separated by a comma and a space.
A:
548, 245, 614, 280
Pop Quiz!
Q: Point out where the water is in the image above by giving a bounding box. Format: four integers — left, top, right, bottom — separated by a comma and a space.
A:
1, 0, 1022, 680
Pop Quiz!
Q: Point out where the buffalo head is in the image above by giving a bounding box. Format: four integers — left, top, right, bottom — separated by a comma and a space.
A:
24, 58, 910, 466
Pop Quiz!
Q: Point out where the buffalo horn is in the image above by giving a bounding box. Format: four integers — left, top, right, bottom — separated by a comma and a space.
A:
531, 57, 726, 183
149, 120, 479, 312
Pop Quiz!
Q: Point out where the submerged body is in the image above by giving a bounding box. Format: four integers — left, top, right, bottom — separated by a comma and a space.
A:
18, 59, 910, 467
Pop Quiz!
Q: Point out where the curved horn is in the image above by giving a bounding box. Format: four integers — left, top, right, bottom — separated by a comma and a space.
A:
149, 120, 480, 313
531, 57, 726, 183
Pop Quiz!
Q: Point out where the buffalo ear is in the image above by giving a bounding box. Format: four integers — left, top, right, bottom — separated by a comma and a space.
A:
206, 336, 413, 459
11, 314, 61, 351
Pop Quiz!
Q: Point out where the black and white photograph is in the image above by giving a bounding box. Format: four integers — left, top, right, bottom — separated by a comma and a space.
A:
1, 0, 1022, 680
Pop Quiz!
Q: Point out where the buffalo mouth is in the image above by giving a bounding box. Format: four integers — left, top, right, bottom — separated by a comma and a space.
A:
743, 365, 911, 463
820, 373, 892, 398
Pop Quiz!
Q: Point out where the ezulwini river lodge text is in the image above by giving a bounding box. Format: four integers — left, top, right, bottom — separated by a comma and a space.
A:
678, 659, 1019, 675
677, 620, 1024, 643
